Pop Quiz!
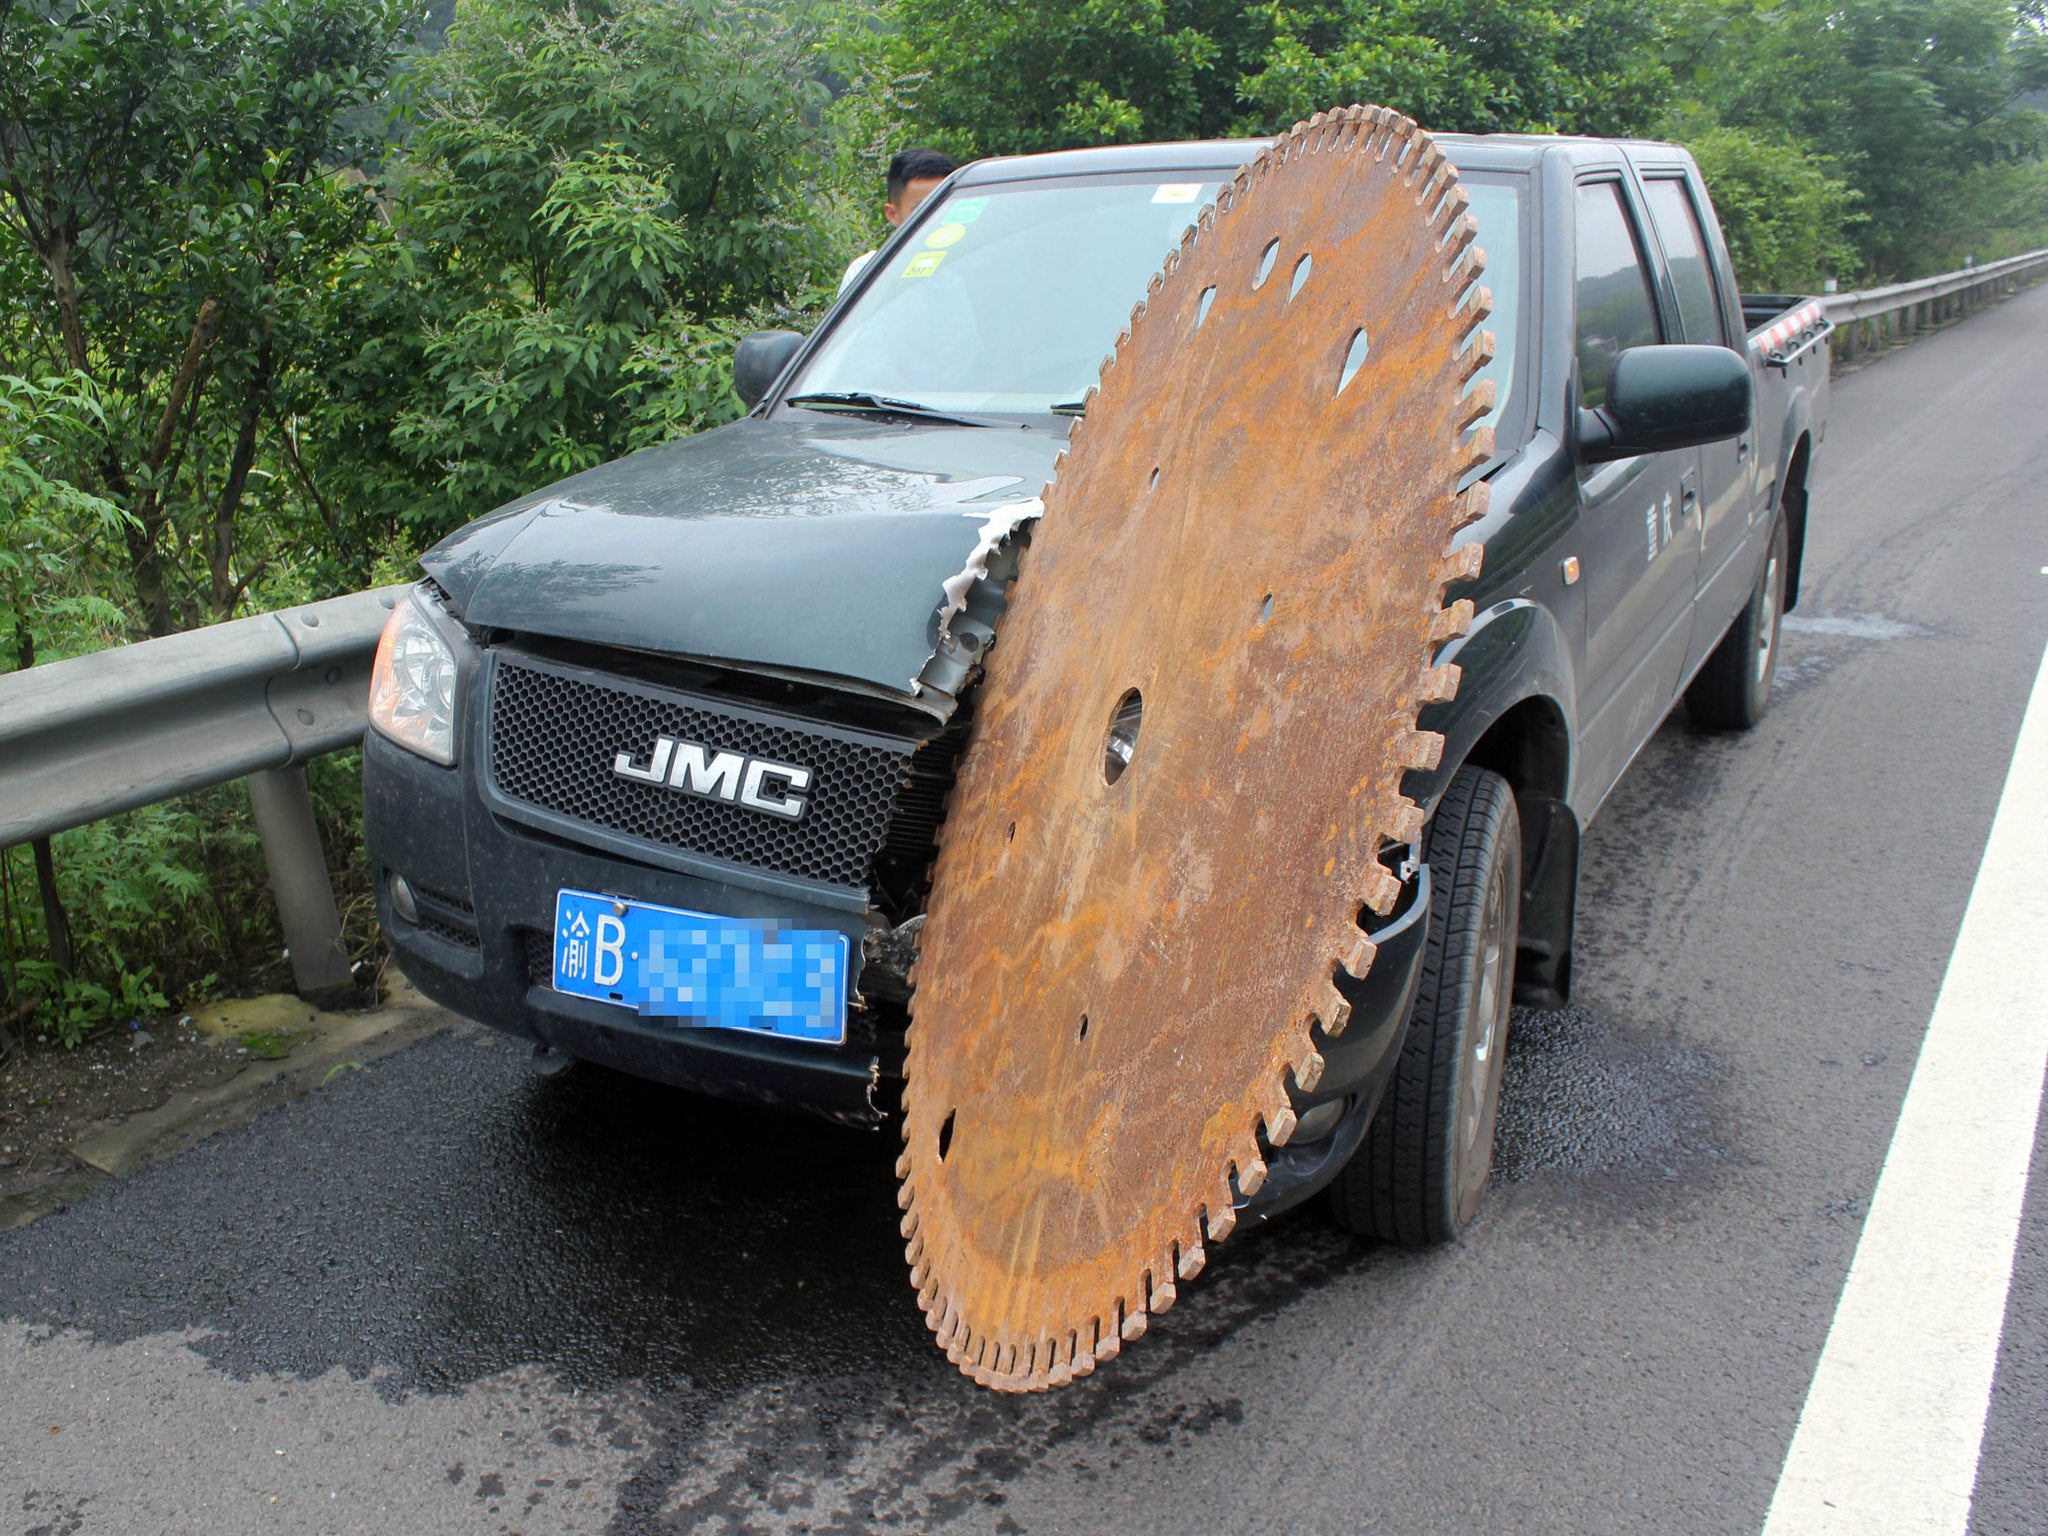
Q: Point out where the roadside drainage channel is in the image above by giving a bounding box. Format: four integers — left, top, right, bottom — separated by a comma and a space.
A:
0, 974, 451, 1230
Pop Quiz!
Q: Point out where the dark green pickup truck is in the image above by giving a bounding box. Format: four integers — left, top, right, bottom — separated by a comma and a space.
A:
362, 132, 1828, 1240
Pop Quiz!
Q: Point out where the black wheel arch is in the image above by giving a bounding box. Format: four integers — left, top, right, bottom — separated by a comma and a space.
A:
1411, 599, 1580, 1012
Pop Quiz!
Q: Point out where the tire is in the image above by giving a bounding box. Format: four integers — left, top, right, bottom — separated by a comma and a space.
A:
1685, 515, 1788, 731
1330, 764, 1521, 1245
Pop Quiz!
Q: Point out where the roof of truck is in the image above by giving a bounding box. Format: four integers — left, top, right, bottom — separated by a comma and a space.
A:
953, 132, 1689, 186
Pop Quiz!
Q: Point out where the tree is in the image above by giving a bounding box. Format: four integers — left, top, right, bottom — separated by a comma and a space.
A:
886, 0, 1675, 157
1671, 0, 2048, 277
0, 0, 421, 633
323, 0, 854, 537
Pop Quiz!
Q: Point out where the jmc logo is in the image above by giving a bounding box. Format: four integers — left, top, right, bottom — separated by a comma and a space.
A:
612, 734, 812, 820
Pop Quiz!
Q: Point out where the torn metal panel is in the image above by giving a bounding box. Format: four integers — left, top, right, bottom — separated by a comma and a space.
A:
917, 497, 1044, 704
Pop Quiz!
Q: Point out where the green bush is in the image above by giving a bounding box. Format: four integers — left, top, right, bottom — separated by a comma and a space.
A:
1682, 124, 1864, 292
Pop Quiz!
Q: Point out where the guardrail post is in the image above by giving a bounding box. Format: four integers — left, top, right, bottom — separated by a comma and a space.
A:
245, 766, 354, 1000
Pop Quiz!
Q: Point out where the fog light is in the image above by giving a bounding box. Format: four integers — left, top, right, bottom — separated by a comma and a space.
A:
389, 873, 419, 925
1292, 1098, 1348, 1143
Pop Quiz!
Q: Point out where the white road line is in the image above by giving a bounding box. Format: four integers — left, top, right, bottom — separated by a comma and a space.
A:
1763, 640, 2048, 1535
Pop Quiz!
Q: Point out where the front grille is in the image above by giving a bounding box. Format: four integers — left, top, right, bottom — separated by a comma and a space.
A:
487, 656, 916, 891
419, 911, 481, 951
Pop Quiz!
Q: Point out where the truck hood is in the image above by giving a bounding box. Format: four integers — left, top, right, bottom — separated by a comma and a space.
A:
423, 416, 1063, 704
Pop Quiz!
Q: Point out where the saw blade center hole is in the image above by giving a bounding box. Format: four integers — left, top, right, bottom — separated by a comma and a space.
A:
1102, 689, 1144, 785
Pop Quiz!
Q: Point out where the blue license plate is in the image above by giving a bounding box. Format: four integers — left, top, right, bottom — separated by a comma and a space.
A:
550, 888, 848, 1045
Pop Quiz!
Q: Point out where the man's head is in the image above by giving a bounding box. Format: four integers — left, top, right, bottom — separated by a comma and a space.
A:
886, 147, 958, 228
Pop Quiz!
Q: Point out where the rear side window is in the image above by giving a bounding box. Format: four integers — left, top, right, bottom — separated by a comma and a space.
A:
1574, 181, 1662, 409
1643, 177, 1728, 346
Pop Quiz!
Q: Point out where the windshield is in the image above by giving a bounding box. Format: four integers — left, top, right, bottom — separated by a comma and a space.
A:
790, 169, 1525, 431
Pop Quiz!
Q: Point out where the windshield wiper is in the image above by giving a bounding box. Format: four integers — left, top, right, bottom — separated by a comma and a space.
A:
784, 391, 1002, 428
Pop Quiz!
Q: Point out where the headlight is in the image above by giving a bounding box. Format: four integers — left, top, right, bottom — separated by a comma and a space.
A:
368, 590, 459, 765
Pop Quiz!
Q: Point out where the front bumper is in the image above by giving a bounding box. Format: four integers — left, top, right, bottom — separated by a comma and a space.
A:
364, 716, 1431, 1214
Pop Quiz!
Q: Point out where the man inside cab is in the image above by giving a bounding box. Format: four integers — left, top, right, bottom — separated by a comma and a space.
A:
839, 147, 958, 294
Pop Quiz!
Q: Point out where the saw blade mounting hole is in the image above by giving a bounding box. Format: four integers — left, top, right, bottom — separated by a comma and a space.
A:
1258, 592, 1274, 624
1102, 689, 1144, 785
1338, 328, 1371, 394
1195, 286, 1216, 329
1078, 1013, 1090, 1041
1288, 253, 1312, 302
1254, 239, 1279, 289
937, 1110, 956, 1160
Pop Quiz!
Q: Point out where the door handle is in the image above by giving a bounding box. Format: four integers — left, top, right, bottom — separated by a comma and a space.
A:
1737, 437, 1752, 461
1680, 467, 1700, 519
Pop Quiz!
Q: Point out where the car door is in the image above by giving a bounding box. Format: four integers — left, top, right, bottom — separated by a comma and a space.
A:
1638, 172, 1758, 676
1573, 176, 1701, 807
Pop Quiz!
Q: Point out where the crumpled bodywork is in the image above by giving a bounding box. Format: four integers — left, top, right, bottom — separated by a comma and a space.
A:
423, 416, 1064, 717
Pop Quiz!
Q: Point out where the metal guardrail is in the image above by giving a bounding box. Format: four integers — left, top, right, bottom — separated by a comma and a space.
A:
0, 586, 404, 996
1824, 248, 2048, 361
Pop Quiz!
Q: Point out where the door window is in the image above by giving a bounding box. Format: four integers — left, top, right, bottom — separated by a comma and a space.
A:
1642, 178, 1728, 346
1574, 181, 1662, 409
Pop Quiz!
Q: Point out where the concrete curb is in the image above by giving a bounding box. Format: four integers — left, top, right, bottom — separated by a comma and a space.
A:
0, 973, 454, 1229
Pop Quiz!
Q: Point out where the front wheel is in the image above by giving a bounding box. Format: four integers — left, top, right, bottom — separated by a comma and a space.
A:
1686, 516, 1788, 730
1330, 765, 1521, 1244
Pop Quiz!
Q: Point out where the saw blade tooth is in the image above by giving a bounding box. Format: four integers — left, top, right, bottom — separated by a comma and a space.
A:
1358, 863, 1402, 914
1319, 979, 1354, 1036
1263, 1093, 1299, 1146
1342, 930, 1378, 979
1458, 328, 1498, 383
1430, 596, 1477, 642
900, 1206, 920, 1240
1291, 1041, 1326, 1094
1396, 728, 1445, 771
906, 1230, 926, 1263
1455, 479, 1492, 529
1094, 1316, 1121, 1362
1456, 288, 1495, 340
1177, 1236, 1206, 1281
1436, 539, 1486, 587
895, 1151, 913, 1183
1387, 798, 1428, 846
1120, 1303, 1148, 1343
1419, 661, 1462, 703
1433, 183, 1472, 233
1455, 424, 1497, 477
1205, 1196, 1237, 1244
1456, 378, 1499, 433
1149, 1269, 1179, 1315
1236, 1154, 1269, 1199
1449, 242, 1488, 295
1433, 210, 1482, 264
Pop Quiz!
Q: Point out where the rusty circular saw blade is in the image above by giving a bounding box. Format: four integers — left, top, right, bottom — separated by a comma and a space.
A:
899, 105, 1498, 1393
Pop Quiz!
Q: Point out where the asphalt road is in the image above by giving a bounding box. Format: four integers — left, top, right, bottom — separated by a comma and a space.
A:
6, 287, 2048, 1536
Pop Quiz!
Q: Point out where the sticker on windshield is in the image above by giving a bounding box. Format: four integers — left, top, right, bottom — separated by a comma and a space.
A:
925, 223, 968, 248
947, 197, 989, 223
903, 251, 947, 278
1152, 183, 1202, 204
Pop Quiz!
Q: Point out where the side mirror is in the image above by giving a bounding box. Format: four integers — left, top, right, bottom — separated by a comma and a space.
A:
733, 329, 805, 409
1579, 344, 1752, 464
